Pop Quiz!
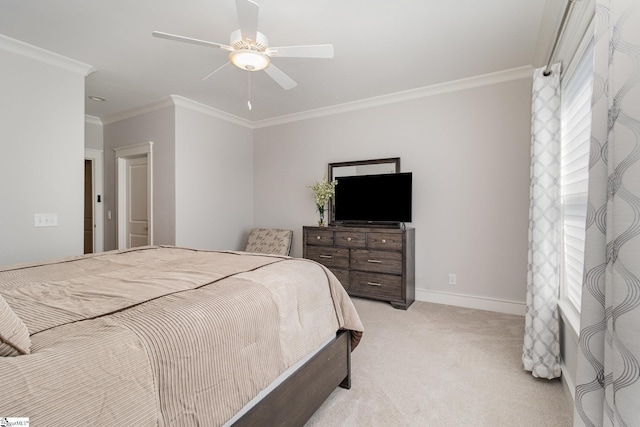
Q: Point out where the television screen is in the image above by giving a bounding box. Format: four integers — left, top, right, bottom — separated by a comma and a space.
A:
334, 172, 412, 224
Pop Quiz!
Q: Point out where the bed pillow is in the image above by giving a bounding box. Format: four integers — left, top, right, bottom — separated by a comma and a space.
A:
0, 294, 31, 356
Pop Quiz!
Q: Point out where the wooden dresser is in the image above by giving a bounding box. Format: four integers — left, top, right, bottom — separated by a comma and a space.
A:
303, 225, 415, 309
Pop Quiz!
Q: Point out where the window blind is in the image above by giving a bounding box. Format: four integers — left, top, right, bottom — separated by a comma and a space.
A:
560, 40, 594, 311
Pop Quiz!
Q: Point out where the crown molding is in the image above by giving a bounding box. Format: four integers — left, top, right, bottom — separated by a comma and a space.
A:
252, 65, 534, 129
170, 95, 253, 128
0, 34, 94, 76
101, 97, 174, 125
99, 65, 533, 129
101, 95, 253, 128
84, 115, 103, 126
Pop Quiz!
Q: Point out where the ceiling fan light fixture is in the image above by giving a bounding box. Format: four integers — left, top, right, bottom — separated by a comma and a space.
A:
229, 50, 270, 71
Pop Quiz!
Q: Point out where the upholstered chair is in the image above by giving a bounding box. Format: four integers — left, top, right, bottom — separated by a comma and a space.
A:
244, 228, 293, 256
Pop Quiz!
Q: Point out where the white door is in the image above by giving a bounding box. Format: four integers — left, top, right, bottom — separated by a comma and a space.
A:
125, 156, 149, 248
115, 142, 153, 250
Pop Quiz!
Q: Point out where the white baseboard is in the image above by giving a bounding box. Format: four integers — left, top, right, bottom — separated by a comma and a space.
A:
415, 288, 526, 316
561, 362, 576, 410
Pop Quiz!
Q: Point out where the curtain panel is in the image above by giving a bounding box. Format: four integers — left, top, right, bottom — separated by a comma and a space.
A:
574, 0, 640, 425
523, 63, 562, 380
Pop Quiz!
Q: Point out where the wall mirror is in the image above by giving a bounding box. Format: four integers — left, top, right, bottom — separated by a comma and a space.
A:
327, 157, 400, 225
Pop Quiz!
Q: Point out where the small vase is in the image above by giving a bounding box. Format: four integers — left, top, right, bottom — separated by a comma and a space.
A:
317, 205, 325, 227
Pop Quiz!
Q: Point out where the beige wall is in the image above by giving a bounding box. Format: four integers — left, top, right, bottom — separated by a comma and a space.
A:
0, 39, 89, 265
174, 104, 254, 251
101, 100, 254, 252
103, 105, 177, 250
85, 117, 104, 150
253, 77, 533, 311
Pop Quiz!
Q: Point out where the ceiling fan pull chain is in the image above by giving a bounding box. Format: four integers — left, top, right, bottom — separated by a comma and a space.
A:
247, 71, 252, 110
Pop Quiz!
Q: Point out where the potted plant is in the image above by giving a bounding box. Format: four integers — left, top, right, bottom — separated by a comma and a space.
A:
308, 175, 336, 227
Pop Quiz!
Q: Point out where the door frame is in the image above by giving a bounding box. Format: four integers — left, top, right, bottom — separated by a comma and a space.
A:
114, 141, 154, 249
85, 148, 104, 253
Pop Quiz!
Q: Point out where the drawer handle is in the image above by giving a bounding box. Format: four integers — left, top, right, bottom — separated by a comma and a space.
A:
347, 237, 352, 242
381, 239, 386, 244
367, 282, 382, 287
319, 255, 333, 259
367, 259, 382, 264
316, 236, 322, 240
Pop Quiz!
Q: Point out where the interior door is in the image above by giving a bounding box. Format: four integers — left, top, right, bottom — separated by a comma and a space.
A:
116, 142, 153, 250
84, 159, 94, 254
126, 156, 149, 248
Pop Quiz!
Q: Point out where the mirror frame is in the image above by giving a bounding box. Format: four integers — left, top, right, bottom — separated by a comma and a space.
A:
327, 157, 401, 226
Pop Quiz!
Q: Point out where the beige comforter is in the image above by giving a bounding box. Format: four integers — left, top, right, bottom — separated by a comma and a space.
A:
0, 246, 363, 426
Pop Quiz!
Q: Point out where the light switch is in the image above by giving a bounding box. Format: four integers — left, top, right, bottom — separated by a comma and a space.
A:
34, 213, 58, 227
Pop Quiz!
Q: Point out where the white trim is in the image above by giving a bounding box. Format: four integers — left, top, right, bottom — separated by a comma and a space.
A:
252, 66, 534, 129
102, 95, 253, 127
559, 298, 581, 339
561, 362, 576, 407
84, 149, 104, 253
170, 95, 252, 128
0, 34, 94, 76
102, 98, 174, 125
99, 66, 533, 130
84, 115, 103, 126
115, 142, 154, 249
415, 288, 526, 316
113, 142, 153, 159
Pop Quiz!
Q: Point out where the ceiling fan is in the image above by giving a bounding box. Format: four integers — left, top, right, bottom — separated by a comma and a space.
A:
152, 0, 334, 92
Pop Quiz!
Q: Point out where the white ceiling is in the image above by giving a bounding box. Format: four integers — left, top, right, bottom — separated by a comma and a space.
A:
0, 0, 563, 122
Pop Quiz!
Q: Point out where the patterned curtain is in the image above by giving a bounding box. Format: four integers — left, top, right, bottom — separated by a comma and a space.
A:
523, 63, 562, 380
574, 0, 640, 425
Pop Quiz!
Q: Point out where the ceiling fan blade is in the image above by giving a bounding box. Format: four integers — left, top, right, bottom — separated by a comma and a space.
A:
236, 0, 259, 43
202, 62, 230, 81
152, 31, 232, 51
266, 44, 335, 58
264, 64, 297, 90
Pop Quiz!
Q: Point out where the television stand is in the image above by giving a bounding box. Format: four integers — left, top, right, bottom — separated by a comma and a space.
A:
303, 225, 415, 309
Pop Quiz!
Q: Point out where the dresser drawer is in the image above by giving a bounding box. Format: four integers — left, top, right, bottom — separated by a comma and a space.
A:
305, 246, 349, 269
334, 231, 366, 248
305, 229, 335, 246
367, 232, 403, 251
350, 271, 402, 300
350, 250, 402, 274
302, 226, 414, 310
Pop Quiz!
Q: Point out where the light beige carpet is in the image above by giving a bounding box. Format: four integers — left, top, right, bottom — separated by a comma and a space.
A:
306, 298, 572, 426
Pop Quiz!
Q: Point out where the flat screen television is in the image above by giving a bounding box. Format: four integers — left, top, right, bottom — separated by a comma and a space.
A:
334, 172, 412, 224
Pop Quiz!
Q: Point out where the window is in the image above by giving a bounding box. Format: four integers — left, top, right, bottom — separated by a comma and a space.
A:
560, 39, 594, 312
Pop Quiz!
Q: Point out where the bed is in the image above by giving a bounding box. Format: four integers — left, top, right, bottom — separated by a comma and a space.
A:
0, 245, 363, 426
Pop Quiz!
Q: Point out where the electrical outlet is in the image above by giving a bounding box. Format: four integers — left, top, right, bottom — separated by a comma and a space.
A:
448, 274, 457, 285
